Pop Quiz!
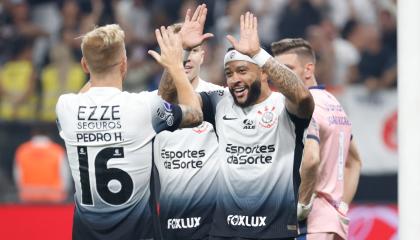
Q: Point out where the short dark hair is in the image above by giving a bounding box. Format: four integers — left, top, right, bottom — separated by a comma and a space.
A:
271, 38, 315, 63
226, 47, 235, 53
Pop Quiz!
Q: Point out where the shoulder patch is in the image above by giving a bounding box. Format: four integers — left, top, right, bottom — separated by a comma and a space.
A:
157, 103, 175, 126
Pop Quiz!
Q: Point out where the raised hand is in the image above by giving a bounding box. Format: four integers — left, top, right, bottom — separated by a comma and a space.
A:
148, 26, 183, 71
180, 4, 214, 50
226, 12, 260, 57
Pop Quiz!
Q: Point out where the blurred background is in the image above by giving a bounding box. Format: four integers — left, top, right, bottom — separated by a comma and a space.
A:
0, 0, 397, 239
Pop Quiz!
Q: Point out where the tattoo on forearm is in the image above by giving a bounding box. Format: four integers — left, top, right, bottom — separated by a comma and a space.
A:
262, 58, 302, 103
180, 106, 203, 128
263, 58, 313, 118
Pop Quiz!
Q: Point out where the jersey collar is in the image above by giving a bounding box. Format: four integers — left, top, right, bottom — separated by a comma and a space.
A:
308, 85, 325, 90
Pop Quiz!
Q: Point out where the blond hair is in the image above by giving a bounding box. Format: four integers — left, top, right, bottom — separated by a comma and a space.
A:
81, 24, 125, 74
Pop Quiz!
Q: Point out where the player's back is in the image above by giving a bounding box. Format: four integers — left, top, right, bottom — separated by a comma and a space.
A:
56, 87, 173, 240
306, 86, 352, 238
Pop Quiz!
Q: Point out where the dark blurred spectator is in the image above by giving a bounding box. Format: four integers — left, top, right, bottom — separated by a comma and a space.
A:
1, 0, 49, 65
277, 0, 322, 39
153, 0, 184, 26
13, 124, 70, 203
116, 0, 154, 47
341, 19, 367, 85
305, 24, 335, 86
5, 0, 48, 39
355, 25, 397, 91
327, 0, 376, 29
58, 0, 106, 60
214, 0, 249, 51
315, 18, 363, 87
0, 1, 13, 64
249, 0, 286, 49
27, 0, 61, 69
378, 7, 397, 59
39, 41, 86, 123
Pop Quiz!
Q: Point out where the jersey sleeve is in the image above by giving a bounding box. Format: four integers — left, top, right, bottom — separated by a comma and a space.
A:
55, 95, 67, 139
199, 89, 227, 126
149, 94, 183, 133
306, 117, 320, 143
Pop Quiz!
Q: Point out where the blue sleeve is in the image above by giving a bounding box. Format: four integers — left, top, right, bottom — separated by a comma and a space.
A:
150, 96, 182, 133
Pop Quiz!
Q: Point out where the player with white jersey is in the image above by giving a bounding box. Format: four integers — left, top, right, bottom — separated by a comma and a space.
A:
154, 79, 221, 240
153, 6, 223, 239
56, 24, 203, 240
272, 38, 362, 240
160, 12, 314, 239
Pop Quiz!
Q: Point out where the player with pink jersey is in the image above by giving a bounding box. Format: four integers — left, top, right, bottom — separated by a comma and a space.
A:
272, 38, 362, 240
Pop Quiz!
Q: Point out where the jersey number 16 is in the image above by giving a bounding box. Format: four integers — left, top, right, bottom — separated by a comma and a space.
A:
77, 146, 134, 206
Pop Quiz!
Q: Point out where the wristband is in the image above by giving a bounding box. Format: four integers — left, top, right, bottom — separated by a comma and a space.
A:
252, 48, 271, 67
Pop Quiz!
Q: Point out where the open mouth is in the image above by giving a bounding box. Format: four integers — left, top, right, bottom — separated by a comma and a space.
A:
232, 86, 248, 99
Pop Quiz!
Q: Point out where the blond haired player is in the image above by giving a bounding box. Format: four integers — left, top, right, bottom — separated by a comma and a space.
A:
56, 24, 203, 240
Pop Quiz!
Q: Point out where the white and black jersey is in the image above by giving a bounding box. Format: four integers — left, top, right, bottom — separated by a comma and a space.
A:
200, 90, 309, 239
154, 79, 223, 240
56, 87, 183, 240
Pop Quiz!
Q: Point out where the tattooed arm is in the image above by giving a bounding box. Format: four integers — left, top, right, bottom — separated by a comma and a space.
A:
262, 58, 314, 118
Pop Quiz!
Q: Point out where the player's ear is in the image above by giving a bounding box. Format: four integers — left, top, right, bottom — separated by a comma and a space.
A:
260, 68, 269, 82
120, 55, 128, 79
81, 57, 90, 74
199, 47, 205, 65
304, 62, 315, 80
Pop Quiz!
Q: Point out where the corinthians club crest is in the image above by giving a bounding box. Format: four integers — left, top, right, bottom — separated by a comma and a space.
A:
258, 106, 277, 128
193, 122, 209, 134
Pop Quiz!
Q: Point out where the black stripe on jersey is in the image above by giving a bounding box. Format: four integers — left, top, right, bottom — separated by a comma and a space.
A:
286, 109, 310, 198
199, 92, 219, 140
286, 109, 311, 129
306, 134, 320, 143
151, 139, 163, 240
199, 92, 216, 127
286, 110, 310, 234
